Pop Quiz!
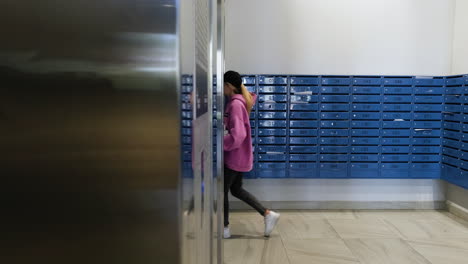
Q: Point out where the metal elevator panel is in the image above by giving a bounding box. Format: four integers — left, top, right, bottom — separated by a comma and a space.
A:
0, 1, 181, 263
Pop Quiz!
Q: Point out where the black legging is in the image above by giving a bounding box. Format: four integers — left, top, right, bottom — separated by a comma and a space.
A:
224, 167, 266, 227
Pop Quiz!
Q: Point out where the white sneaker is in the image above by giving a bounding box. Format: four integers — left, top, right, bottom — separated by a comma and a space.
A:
264, 211, 280, 237
223, 227, 231, 239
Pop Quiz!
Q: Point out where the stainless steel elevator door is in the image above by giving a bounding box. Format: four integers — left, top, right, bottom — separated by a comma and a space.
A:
0, 1, 180, 263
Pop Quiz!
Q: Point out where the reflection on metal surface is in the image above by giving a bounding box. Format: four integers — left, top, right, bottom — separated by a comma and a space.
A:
0, 1, 180, 263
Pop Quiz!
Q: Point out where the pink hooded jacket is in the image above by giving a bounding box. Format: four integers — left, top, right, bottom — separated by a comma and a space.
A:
223, 93, 257, 172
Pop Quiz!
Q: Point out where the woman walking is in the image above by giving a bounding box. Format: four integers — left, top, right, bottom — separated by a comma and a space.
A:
223, 70, 280, 239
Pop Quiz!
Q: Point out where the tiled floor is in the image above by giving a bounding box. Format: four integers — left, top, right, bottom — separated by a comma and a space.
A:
224, 210, 468, 264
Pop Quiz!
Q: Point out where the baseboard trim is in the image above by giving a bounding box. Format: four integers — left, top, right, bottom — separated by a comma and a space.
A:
446, 200, 468, 222
230, 201, 445, 210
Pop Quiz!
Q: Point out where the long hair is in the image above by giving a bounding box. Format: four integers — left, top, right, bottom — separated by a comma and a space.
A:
224, 70, 253, 114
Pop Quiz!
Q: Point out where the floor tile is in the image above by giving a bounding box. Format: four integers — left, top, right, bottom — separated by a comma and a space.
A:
284, 238, 360, 264
260, 237, 290, 264
328, 219, 398, 239
384, 218, 468, 240
322, 210, 359, 220
344, 238, 431, 264
278, 217, 339, 239
408, 239, 468, 264
224, 239, 265, 264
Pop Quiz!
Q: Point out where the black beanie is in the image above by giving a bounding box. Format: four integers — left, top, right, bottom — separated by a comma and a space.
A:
224, 70, 242, 90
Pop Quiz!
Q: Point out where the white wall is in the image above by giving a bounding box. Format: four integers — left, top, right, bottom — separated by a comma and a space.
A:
226, 0, 455, 75
452, 0, 468, 75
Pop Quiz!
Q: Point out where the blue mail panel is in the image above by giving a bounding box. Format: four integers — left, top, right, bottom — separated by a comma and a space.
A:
290, 154, 317, 161
414, 96, 444, 103
442, 156, 460, 167
353, 95, 381, 102
320, 155, 348, 162
459, 161, 468, 171
258, 103, 287, 111
382, 138, 411, 145
259, 94, 287, 102
384, 78, 413, 86
320, 138, 349, 145
350, 163, 379, 178
182, 136, 191, 144
443, 148, 459, 157
384, 87, 413, 94
182, 128, 192, 135
414, 78, 444, 86
466, 76, 468, 84
446, 77, 465, 86
445, 95, 462, 104
258, 86, 287, 93
352, 104, 381, 111
412, 138, 441, 145
382, 113, 412, 120
242, 76, 256, 85
415, 113, 443, 121
321, 121, 349, 128
414, 87, 444, 94
381, 155, 410, 162
181, 76, 193, 85
182, 85, 193, 93
383, 104, 412, 111
258, 136, 287, 144
383, 121, 411, 128
290, 129, 318, 136
351, 155, 379, 162
462, 143, 468, 151
465, 105, 468, 113
445, 87, 463, 94
182, 103, 192, 110
290, 146, 318, 153
258, 154, 286, 161
444, 122, 461, 131
250, 120, 256, 127
465, 97, 468, 103
382, 146, 410, 153
290, 112, 319, 119
181, 94, 191, 102
351, 163, 379, 170
182, 120, 192, 127
351, 121, 380, 128
290, 86, 319, 94
414, 121, 441, 129
444, 113, 462, 122
322, 77, 351, 85
412, 155, 439, 162
320, 163, 349, 178
412, 146, 440, 153
353, 77, 382, 86
320, 146, 348, 153
321, 104, 350, 111
290, 120, 319, 128
383, 96, 412, 103
322, 95, 350, 102
465, 86, 468, 94
290, 137, 318, 145
351, 129, 380, 137
351, 146, 380, 153
182, 111, 193, 119
462, 151, 468, 160
443, 130, 461, 140
321, 112, 350, 119
351, 137, 380, 145
321, 129, 349, 136
411, 163, 440, 170
258, 128, 286, 136
290, 103, 319, 111
443, 139, 460, 149
463, 134, 468, 141
290, 76, 319, 85
414, 104, 443, 112
258, 146, 286, 153
246, 86, 256, 93
381, 163, 410, 170
259, 76, 288, 85
290, 95, 319, 103
351, 112, 381, 120
257, 163, 286, 178
464, 124, 468, 132
290, 162, 318, 170
352, 87, 381, 94
321, 86, 350, 94
382, 129, 411, 137
259, 112, 287, 119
